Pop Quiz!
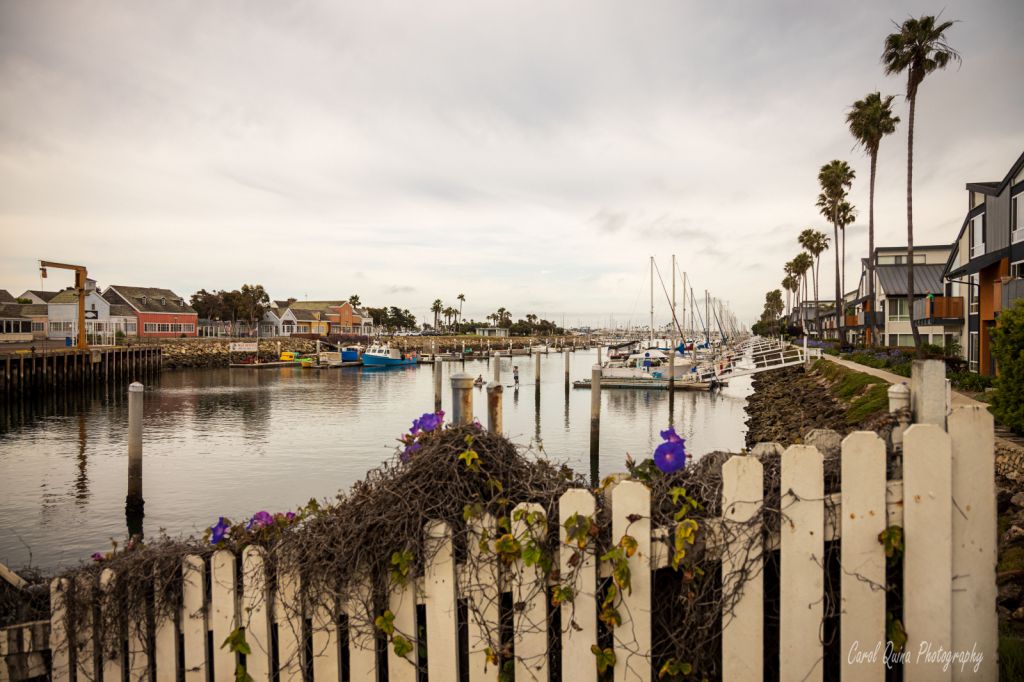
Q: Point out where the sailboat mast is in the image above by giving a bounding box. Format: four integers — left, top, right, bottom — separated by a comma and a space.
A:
650, 255, 654, 347
671, 254, 676, 354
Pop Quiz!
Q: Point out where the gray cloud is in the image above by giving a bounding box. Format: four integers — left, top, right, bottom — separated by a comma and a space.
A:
0, 0, 1020, 325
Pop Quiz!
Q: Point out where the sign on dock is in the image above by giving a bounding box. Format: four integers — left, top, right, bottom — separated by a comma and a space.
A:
229, 342, 258, 352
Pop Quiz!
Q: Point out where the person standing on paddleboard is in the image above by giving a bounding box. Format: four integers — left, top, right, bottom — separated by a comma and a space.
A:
513, 366, 519, 388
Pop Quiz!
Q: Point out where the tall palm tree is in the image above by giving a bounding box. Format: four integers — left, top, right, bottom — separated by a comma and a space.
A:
883, 14, 960, 356
457, 294, 466, 330
431, 299, 443, 331
348, 294, 361, 307
793, 252, 812, 314
835, 201, 858, 310
799, 229, 830, 339
847, 91, 900, 347
818, 160, 856, 343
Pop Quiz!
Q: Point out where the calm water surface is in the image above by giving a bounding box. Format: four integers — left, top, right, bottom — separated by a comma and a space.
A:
0, 351, 752, 570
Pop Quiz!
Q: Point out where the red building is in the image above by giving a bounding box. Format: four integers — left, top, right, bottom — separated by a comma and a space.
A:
103, 285, 198, 338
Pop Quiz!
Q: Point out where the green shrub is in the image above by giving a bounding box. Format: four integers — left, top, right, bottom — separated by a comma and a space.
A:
835, 371, 886, 400
992, 298, 1024, 433
999, 547, 1024, 575
845, 384, 890, 424
948, 371, 997, 392
999, 625, 1024, 681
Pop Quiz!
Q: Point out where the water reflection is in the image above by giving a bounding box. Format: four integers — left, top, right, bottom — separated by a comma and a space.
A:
0, 352, 751, 569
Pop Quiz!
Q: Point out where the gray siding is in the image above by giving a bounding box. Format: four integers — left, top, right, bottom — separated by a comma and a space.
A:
1004, 279, 1024, 309
987, 190, 1011, 252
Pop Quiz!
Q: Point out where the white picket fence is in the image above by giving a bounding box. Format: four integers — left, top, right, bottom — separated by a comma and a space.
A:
1, 406, 998, 681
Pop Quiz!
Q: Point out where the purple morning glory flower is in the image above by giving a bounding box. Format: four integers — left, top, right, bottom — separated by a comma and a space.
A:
284, 512, 296, 521
660, 427, 684, 445
246, 511, 274, 531
412, 411, 445, 434
210, 517, 231, 544
654, 428, 687, 473
91, 553, 105, 562
401, 442, 422, 462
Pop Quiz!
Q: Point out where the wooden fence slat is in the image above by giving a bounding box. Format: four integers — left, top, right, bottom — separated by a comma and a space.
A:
612, 481, 651, 682
127, 609, 149, 682
183, 556, 208, 682
311, 600, 340, 682
100, 569, 123, 682
154, 566, 180, 682
388, 578, 419, 682
781, 445, 823, 682
424, 520, 460, 682
348, 580, 377, 681
242, 547, 272, 681
949, 407, 997, 680
211, 550, 237, 682
49, 579, 70, 682
904, 424, 952, 682
840, 432, 887, 682
276, 570, 303, 682
0, 624, 9, 682
466, 514, 499, 682
76, 577, 96, 682
512, 503, 549, 682
559, 489, 597, 682
721, 455, 764, 681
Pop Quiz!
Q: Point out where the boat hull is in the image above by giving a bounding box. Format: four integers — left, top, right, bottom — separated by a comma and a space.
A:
362, 355, 417, 366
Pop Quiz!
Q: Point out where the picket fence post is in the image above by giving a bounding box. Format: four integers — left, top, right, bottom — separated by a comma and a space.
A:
388, 575, 419, 682
154, 565, 179, 682
75, 576, 95, 682
311, 598, 340, 682
211, 549, 238, 682
466, 515, 500, 682
49, 579, 70, 682
182, 555, 207, 682
424, 520, 459, 681
612, 480, 651, 682
903, 424, 952, 682
276, 569, 303, 682
839, 431, 887, 682
242, 547, 272, 681
512, 503, 549, 682
721, 455, 763, 681
100, 568, 123, 682
349, 578, 378, 681
949, 406, 997, 681
780, 444, 823, 682
559, 489, 597, 682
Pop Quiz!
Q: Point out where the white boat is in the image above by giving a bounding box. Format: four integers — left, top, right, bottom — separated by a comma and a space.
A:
601, 349, 694, 379
362, 344, 417, 367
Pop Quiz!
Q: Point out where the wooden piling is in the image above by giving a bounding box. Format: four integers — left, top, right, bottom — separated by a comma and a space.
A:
434, 357, 443, 413
487, 381, 502, 434
451, 372, 473, 426
126, 382, 144, 516
590, 365, 600, 484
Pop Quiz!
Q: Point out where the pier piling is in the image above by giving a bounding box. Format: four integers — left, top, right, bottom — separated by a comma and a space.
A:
564, 349, 569, 386
434, 358, 443, 412
125, 382, 145, 518
493, 352, 501, 384
590, 365, 601, 485
535, 352, 540, 384
451, 372, 473, 426
486, 381, 502, 434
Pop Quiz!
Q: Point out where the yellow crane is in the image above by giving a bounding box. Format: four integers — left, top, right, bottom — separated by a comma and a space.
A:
39, 260, 89, 350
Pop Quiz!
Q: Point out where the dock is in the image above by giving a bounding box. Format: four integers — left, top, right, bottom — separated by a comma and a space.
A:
2, 345, 161, 401
229, 361, 304, 369
572, 378, 712, 391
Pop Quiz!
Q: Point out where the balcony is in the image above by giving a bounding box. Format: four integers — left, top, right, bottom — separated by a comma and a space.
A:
912, 296, 964, 326
844, 315, 858, 327
1002, 279, 1024, 312
858, 311, 884, 327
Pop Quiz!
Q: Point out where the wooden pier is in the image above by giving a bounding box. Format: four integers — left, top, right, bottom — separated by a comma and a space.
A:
0, 346, 161, 402
572, 377, 712, 391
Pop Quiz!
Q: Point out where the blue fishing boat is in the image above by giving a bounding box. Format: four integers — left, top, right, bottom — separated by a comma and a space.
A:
362, 343, 418, 367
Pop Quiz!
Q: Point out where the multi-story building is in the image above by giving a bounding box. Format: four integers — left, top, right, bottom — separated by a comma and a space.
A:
264, 300, 374, 336
939, 150, 1024, 375
103, 285, 197, 338
18, 290, 60, 305
48, 280, 139, 343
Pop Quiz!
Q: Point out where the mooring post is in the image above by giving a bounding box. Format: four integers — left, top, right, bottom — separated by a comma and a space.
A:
590, 365, 601, 486
535, 352, 541, 384
451, 372, 474, 426
434, 357, 443, 412
564, 349, 570, 386
493, 352, 501, 384
126, 382, 145, 517
486, 381, 502, 434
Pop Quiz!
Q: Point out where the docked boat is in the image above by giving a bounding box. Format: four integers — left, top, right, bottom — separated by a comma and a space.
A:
601, 349, 694, 379
362, 344, 417, 367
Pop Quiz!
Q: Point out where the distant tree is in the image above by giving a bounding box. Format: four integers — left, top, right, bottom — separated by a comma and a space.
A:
367, 307, 389, 328
15, 297, 31, 304
348, 294, 361, 307
883, 13, 960, 357
847, 91, 900, 347
457, 294, 465, 327
239, 284, 271, 331
798, 229, 830, 340
991, 299, 1024, 432
219, 290, 245, 330
509, 321, 531, 336
817, 160, 856, 343
190, 289, 226, 320
431, 299, 443, 330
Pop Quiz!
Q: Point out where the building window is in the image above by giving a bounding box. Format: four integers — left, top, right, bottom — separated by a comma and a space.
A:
888, 298, 909, 322
144, 323, 157, 333
1014, 195, 1022, 244
877, 254, 925, 265
888, 334, 916, 347
1011, 260, 1024, 280
969, 332, 979, 373
332, 324, 341, 333
298, 324, 309, 332
127, 323, 137, 333
970, 214, 986, 258
32, 322, 44, 332
969, 274, 979, 314
282, 324, 295, 334
183, 324, 194, 333
158, 323, 170, 333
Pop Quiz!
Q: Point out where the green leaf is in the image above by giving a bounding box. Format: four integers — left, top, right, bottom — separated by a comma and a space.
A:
512, 509, 525, 522
887, 611, 907, 653
659, 658, 693, 678
494, 534, 522, 560
551, 585, 574, 606
464, 434, 475, 446
620, 535, 638, 558
463, 503, 483, 521
235, 663, 254, 682
459, 450, 480, 472
669, 487, 688, 505
613, 558, 632, 595
486, 478, 504, 493
600, 547, 624, 563
564, 512, 591, 549
591, 645, 616, 673
393, 635, 414, 658
522, 542, 542, 567
375, 610, 396, 635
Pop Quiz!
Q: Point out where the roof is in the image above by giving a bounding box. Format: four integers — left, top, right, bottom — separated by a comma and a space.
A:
288, 308, 332, 321
49, 289, 85, 304
105, 286, 197, 315
0, 304, 29, 319
287, 300, 346, 310
876, 264, 946, 296
965, 149, 1024, 196
23, 290, 59, 302
0, 290, 16, 304
273, 300, 292, 309
109, 305, 135, 317
21, 304, 48, 316
875, 244, 952, 252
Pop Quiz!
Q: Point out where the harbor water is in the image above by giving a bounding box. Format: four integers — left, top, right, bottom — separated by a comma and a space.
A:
0, 351, 752, 570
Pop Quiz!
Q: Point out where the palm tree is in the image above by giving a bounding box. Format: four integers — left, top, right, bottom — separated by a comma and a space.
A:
793, 252, 813, 329
818, 160, 856, 343
883, 14, 960, 356
348, 294, 361, 307
431, 299, 443, 331
457, 294, 466, 330
799, 229, 830, 339
496, 307, 508, 327
847, 92, 900, 347
835, 201, 858, 307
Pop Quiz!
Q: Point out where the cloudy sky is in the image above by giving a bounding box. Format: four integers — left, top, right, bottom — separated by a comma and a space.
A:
1, 0, 1021, 328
